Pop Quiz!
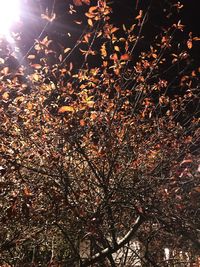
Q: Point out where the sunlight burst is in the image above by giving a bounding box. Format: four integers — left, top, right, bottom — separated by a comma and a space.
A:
0, 0, 20, 36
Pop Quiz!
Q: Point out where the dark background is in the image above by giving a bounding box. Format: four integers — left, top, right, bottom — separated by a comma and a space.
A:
18, 0, 199, 62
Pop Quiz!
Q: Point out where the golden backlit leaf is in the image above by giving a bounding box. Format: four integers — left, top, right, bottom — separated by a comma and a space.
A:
27, 102, 33, 110
111, 27, 119, 34
2, 92, 9, 101
32, 73, 40, 81
88, 18, 93, 27
87, 101, 95, 108
64, 48, 71, 54
58, 106, 75, 113
90, 112, 97, 120
101, 43, 107, 57
114, 46, 120, 52
85, 12, 95, 18
89, 6, 98, 13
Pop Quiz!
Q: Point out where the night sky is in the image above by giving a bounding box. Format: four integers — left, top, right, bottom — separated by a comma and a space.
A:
19, 0, 199, 63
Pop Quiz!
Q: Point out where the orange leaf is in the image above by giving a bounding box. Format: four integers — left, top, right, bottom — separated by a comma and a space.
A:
90, 112, 97, 120
187, 40, 192, 49
24, 186, 32, 197
31, 64, 42, 69
120, 54, 131, 61
82, 0, 90, 4
135, 10, 143, 20
80, 119, 85, 126
58, 106, 75, 113
27, 102, 33, 110
111, 27, 119, 34
89, 6, 98, 13
193, 37, 200, 41
73, 0, 82, 6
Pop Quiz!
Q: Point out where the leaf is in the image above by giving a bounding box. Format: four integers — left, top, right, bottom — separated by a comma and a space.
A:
187, 40, 192, 49
194, 186, 200, 193
27, 55, 36, 60
88, 19, 93, 27
87, 101, 95, 108
73, 0, 83, 6
24, 186, 32, 197
114, 46, 120, 52
90, 112, 97, 120
120, 54, 131, 61
85, 12, 95, 18
110, 53, 118, 61
31, 64, 42, 70
58, 106, 75, 113
89, 6, 98, 13
82, 0, 90, 5
101, 43, 107, 57
41, 13, 56, 22
136, 10, 143, 20
80, 119, 85, 126
34, 44, 41, 51
2, 92, 9, 101
74, 20, 82, 25
64, 48, 71, 54
111, 27, 119, 34
27, 102, 33, 110
0, 58, 5, 64
180, 159, 192, 166
193, 37, 200, 41
2, 67, 9, 75
31, 73, 40, 81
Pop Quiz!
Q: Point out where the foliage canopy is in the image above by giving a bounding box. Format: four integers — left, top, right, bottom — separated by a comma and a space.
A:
0, 0, 199, 266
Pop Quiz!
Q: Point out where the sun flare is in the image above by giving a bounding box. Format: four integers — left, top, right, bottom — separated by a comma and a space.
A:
0, 0, 20, 36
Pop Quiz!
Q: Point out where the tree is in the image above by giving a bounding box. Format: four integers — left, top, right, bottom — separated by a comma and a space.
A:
0, 0, 199, 266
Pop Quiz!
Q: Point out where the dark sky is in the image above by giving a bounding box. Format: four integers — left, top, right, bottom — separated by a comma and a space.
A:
21, 0, 200, 35
19, 0, 199, 61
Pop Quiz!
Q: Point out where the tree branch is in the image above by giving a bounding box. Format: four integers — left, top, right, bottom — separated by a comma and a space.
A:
81, 215, 145, 267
